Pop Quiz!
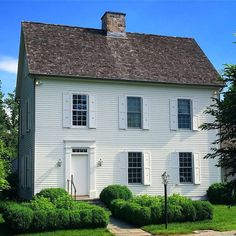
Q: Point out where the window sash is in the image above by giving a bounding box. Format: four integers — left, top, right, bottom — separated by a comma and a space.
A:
128, 152, 142, 184
178, 99, 192, 129
179, 152, 193, 183
127, 97, 142, 128
72, 94, 88, 126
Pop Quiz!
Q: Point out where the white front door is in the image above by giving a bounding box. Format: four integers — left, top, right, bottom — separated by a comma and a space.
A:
71, 154, 88, 196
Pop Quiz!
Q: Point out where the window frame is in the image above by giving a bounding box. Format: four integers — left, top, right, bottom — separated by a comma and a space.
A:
71, 93, 88, 128
128, 152, 143, 185
177, 98, 192, 130
127, 96, 142, 129
179, 152, 193, 184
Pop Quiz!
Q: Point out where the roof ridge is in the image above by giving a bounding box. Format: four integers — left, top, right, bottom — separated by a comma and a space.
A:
22, 21, 194, 40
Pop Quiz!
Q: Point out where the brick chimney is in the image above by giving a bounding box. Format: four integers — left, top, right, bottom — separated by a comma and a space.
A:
101, 11, 126, 37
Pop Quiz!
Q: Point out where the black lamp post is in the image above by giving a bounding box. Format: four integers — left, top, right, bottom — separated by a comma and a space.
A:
161, 171, 169, 229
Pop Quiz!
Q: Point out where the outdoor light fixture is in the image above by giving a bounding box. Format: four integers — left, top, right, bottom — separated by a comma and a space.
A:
35, 80, 42, 86
57, 159, 62, 167
97, 158, 103, 167
161, 171, 169, 229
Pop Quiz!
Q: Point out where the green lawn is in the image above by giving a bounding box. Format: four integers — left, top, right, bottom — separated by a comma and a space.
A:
142, 205, 236, 235
0, 214, 113, 236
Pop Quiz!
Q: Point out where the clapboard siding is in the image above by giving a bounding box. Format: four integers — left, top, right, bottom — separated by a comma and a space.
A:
34, 77, 221, 198
18, 52, 35, 199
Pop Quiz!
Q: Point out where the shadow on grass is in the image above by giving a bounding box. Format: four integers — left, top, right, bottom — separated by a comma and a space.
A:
0, 222, 14, 236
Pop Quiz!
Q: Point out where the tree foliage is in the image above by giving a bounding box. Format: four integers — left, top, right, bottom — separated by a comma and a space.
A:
200, 64, 236, 177
0, 80, 19, 190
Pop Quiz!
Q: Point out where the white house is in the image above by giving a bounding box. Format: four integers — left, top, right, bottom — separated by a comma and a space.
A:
16, 11, 223, 200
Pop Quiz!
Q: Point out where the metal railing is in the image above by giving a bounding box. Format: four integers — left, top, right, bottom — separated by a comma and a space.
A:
67, 174, 77, 200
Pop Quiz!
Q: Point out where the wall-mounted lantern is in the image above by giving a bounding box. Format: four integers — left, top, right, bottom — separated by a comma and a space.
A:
97, 158, 103, 167
57, 159, 62, 167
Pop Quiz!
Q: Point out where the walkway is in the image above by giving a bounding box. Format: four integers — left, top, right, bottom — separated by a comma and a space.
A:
178, 230, 236, 236
108, 217, 151, 236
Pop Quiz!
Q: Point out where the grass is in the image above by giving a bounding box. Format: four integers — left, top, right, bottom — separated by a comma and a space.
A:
142, 205, 236, 235
0, 214, 113, 236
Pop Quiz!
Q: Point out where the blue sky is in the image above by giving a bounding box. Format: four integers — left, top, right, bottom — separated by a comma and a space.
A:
0, 0, 235, 95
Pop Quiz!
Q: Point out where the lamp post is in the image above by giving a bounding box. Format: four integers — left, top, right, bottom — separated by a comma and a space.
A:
161, 171, 169, 229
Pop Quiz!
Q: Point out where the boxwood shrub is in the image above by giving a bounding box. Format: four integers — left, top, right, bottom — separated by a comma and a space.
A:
110, 199, 151, 226
35, 188, 69, 203
2, 188, 109, 233
207, 182, 236, 204
110, 194, 213, 226
100, 185, 132, 206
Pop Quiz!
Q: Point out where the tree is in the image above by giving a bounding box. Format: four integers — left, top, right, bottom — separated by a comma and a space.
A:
200, 64, 236, 178
0, 80, 19, 190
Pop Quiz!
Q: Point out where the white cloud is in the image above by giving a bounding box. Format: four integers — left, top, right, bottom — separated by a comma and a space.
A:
0, 56, 18, 74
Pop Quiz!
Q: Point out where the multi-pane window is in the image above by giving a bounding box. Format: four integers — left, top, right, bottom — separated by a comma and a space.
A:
179, 152, 193, 183
72, 94, 87, 126
178, 99, 192, 129
127, 97, 142, 128
72, 148, 88, 153
128, 152, 142, 184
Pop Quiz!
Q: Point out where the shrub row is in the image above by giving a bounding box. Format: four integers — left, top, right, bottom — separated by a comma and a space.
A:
3, 203, 108, 232
207, 182, 236, 205
2, 188, 109, 233
110, 194, 213, 226
100, 185, 132, 207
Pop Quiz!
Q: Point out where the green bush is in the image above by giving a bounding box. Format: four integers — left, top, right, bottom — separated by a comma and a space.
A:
54, 195, 74, 210
100, 185, 132, 206
2, 199, 109, 233
3, 203, 33, 232
31, 210, 48, 232
110, 194, 213, 226
29, 196, 55, 211
192, 201, 213, 220
0, 200, 14, 214
167, 194, 196, 222
207, 182, 236, 204
110, 199, 151, 226
36, 188, 69, 203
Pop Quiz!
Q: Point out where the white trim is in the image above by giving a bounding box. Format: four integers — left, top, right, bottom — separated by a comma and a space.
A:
64, 140, 96, 198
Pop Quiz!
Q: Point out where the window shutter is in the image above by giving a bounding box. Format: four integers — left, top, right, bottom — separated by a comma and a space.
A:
63, 92, 71, 128
192, 100, 199, 131
20, 155, 24, 187
120, 152, 128, 185
142, 98, 149, 130
26, 98, 31, 132
118, 96, 127, 129
193, 153, 201, 184
171, 152, 179, 185
22, 102, 26, 135
89, 95, 96, 128
170, 99, 177, 130
143, 152, 151, 185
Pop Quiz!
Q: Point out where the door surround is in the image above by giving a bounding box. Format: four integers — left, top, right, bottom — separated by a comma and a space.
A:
64, 140, 96, 198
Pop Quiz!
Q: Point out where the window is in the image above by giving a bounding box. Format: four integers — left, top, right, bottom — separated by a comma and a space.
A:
127, 97, 142, 128
179, 152, 193, 183
178, 99, 191, 129
72, 148, 88, 153
72, 94, 87, 126
128, 152, 142, 184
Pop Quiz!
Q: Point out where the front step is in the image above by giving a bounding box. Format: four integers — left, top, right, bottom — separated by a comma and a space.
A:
75, 197, 106, 207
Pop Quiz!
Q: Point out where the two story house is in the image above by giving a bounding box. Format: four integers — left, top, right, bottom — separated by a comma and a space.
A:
16, 11, 222, 199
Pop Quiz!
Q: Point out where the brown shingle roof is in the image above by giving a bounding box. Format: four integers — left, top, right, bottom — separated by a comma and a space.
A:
22, 22, 222, 87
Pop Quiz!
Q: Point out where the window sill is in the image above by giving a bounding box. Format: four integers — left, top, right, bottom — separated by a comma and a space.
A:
175, 183, 194, 186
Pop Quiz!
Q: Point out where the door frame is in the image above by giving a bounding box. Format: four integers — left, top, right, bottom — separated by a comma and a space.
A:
64, 140, 96, 198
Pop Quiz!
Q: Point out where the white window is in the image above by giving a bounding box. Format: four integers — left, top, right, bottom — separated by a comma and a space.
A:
72, 94, 87, 126
178, 99, 192, 129
179, 152, 193, 183
119, 96, 149, 130
128, 152, 143, 184
170, 98, 198, 131
127, 97, 142, 128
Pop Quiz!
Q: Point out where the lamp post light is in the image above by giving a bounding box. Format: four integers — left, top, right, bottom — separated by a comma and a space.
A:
161, 171, 169, 229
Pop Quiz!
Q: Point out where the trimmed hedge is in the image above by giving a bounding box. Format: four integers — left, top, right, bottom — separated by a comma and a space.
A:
110, 194, 213, 226
100, 185, 132, 206
110, 199, 151, 226
2, 188, 109, 233
207, 182, 236, 205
